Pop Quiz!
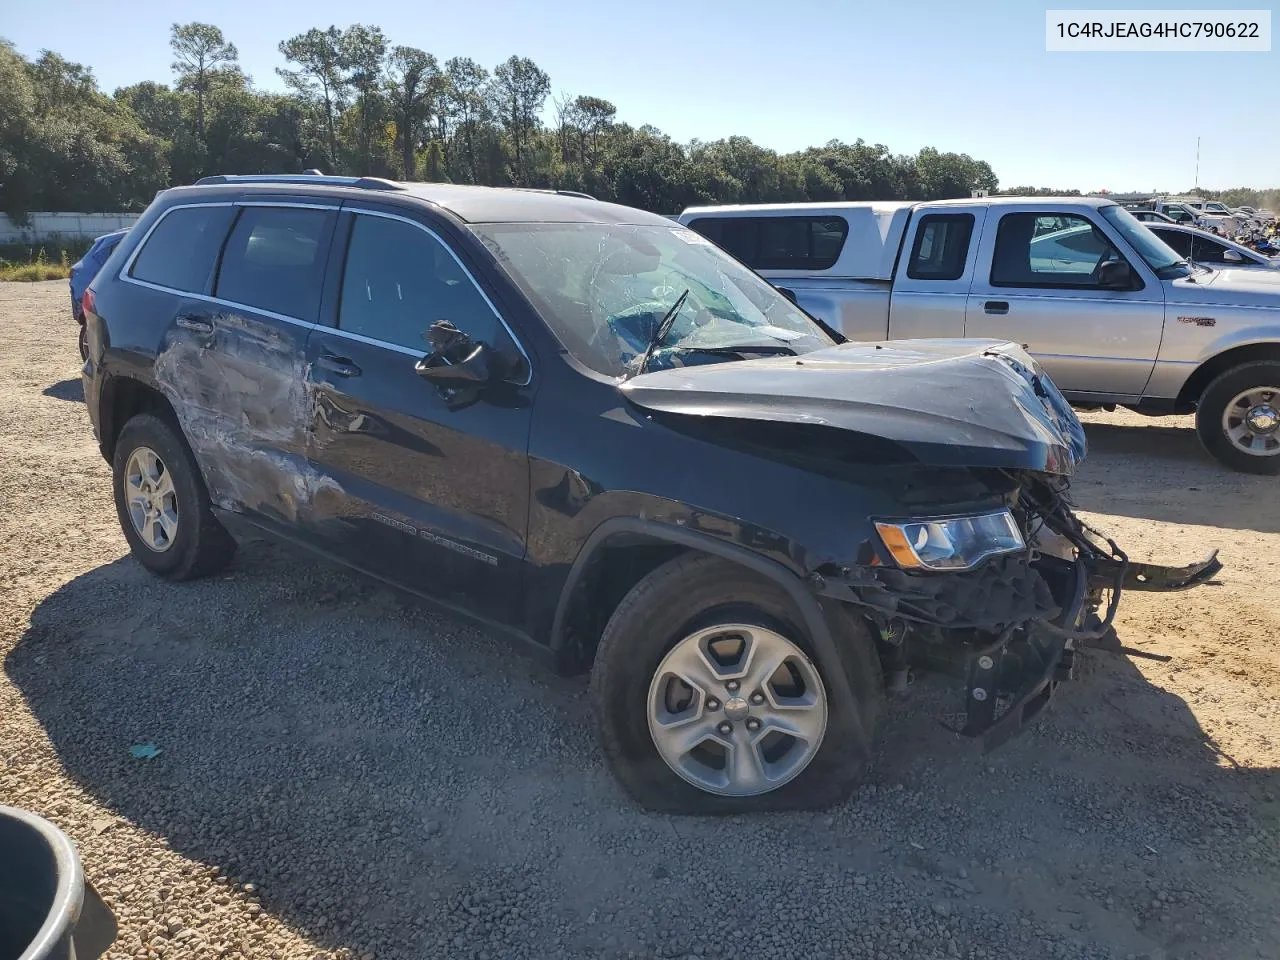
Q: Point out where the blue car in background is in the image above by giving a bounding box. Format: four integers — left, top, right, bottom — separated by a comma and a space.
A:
70, 230, 128, 359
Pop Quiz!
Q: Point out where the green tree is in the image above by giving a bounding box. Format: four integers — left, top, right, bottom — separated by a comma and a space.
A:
339, 24, 387, 174
278, 26, 346, 168
490, 55, 549, 184
169, 23, 239, 145
445, 57, 490, 183
386, 46, 437, 179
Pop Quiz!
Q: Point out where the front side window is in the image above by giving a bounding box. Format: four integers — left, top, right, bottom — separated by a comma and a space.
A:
214, 206, 333, 320
686, 216, 849, 271
991, 213, 1124, 287
1191, 236, 1235, 264
1154, 229, 1193, 258
1099, 204, 1190, 279
906, 214, 975, 280
474, 222, 836, 377
338, 213, 511, 357
130, 205, 236, 294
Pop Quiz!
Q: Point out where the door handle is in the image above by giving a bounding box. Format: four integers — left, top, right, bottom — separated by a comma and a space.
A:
175, 314, 213, 333
316, 353, 362, 378
983, 301, 1010, 315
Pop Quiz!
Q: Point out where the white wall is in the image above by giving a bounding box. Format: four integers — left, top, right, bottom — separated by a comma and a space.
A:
0, 213, 141, 245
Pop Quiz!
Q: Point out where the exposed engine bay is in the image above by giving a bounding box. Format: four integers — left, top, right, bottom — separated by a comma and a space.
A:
816, 471, 1222, 750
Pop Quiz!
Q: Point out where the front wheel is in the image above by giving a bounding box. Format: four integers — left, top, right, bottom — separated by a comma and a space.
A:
589, 554, 883, 813
1195, 361, 1280, 474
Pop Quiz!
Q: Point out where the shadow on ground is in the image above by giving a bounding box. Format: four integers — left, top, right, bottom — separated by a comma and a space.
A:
7, 541, 1279, 959
1074, 420, 1280, 533
41, 378, 84, 403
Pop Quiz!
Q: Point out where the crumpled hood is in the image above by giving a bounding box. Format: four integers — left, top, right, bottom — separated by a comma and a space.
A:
620, 338, 1087, 474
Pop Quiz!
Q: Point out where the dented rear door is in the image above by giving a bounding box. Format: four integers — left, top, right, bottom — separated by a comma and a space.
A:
151, 200, 339, 528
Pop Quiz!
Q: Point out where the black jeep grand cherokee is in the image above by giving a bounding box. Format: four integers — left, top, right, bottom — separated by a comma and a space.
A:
80, 175, 1218, 812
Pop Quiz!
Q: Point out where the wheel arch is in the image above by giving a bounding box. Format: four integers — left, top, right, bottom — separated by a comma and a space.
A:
549, 518, 860, 726
1176, 342, 1280, 412
99, 375, 179, 462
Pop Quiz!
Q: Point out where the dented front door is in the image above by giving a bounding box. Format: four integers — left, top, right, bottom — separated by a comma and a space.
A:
298, 208, 533, 626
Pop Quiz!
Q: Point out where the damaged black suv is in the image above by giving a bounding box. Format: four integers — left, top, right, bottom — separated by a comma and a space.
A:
81, 175, 1220, 812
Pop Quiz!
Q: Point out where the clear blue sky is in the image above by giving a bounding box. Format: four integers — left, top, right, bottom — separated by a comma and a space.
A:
5, 0, 1276, 191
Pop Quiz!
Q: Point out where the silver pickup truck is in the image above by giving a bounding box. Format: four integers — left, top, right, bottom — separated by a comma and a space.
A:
678, 197, 1280, 473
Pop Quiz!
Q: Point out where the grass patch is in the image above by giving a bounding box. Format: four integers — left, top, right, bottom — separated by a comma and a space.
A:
0, 246, 74, 282
0, 262, 71, 281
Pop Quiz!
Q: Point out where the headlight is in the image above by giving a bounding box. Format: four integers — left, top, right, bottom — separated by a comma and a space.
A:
875, 509, 1025, 571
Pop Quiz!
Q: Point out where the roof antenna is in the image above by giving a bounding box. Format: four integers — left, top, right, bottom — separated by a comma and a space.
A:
302, 168, 324, 176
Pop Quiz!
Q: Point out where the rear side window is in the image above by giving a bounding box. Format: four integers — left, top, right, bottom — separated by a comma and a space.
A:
129, 205, 235, 294
214, 206, 333, 320
687, 216, 848, 270
906, 214, 975, 280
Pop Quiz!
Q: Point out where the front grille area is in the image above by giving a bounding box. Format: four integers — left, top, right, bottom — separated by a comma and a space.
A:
837, 553, 1060, 632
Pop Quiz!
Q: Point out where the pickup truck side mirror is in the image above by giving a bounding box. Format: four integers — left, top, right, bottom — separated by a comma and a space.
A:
1222, 249, 1245, 263
1097, 260, 1134, 290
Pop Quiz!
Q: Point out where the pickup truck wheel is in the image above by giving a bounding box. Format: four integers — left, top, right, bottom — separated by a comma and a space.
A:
112, 413, 236, 579
589, 553, 881, 813
1196, 362, 1280, 474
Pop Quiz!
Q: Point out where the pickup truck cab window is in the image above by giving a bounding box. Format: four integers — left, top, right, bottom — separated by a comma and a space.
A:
685, 216, 848, 271
1098, 204, 1190, 280
906, 214, 974, 280
991, 213, 1126, 287
338, 212, 516, 362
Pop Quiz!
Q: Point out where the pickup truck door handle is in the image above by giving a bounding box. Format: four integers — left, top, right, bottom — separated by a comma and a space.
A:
316, 353, 362, 378
175, 314, 213, 333
983, 301, 1010, 315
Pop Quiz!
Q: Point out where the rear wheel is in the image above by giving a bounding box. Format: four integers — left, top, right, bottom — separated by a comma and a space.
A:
1195, 362, 1280, 474
112, 413, 236, 579
589, 553, 882, 813
77, 323, 88, 362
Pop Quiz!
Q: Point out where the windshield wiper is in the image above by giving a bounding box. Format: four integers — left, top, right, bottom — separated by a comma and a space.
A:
668, 344, 797, 358
629, 288, 689, 379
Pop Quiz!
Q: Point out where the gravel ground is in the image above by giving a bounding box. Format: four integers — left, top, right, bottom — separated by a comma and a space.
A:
2, 279, 1278, 960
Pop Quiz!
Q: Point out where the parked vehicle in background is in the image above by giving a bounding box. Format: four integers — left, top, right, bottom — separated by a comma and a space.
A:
1179, 198, 1243, 237
1128, 210, 1176, 224
1145, 223, 1280, 270
680, 197, 1280, 473
79, 175, 1217, 811
1118, 198, 1204, 227
70, 230, 128, 360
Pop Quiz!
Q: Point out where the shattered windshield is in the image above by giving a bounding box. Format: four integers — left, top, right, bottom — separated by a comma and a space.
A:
472, 222, 837, 377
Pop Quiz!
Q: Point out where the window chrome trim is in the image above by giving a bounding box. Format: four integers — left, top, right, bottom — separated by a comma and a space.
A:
343, 206, 534, 385
118, 201, 236, 288
118, 201, 535, 385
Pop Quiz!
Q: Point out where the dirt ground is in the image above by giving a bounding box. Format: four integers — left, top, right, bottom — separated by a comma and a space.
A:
1, 279, 1277, 960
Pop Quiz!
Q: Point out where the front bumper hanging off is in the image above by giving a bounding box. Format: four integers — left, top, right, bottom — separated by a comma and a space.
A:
956, 550, 1221, 751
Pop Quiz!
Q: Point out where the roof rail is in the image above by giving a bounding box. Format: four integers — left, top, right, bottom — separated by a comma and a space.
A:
192, 174, 404, 191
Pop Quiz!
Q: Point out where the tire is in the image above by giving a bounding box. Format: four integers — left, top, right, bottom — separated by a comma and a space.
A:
77, 322, 88, 363
589, 553, 883, 814
112, 413, 236, 579
1195, 361, 1280, 475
